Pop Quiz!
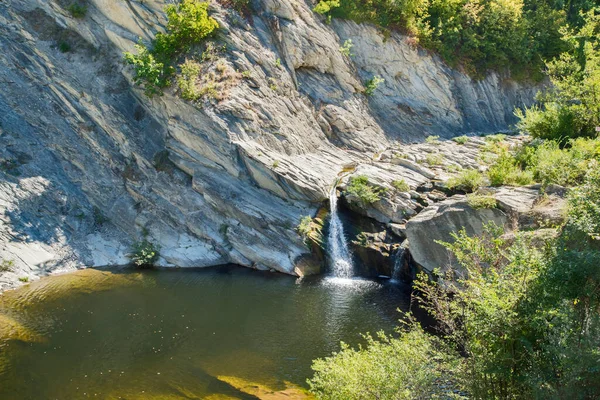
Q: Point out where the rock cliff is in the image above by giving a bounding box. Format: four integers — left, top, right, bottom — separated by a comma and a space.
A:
0, 0, 539, 290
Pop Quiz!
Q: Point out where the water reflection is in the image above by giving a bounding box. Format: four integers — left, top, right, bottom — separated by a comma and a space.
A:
0, 266, 410, 399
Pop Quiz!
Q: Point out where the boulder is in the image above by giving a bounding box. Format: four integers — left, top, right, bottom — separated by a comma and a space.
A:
405, 196, 508, 273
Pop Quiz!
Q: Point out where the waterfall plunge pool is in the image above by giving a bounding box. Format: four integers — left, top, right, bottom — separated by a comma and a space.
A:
0, 265, 410, 399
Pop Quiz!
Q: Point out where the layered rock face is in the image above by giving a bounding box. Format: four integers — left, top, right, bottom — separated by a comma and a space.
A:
0, 0, 538, 290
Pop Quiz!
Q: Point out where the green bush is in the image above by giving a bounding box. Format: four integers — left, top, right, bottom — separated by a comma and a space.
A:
392, 179, 410, 192
308, 326, 460, 399
129, 239, 160, 268
364, 75, 384, 96
176, 59, 202, 100
345, 175, 387, 204
466, 193, 497, 209
452, 135, 468, 145
339, 39, 353, 57
425, 135, 440, 144
67, 3, 87, 18
568, 161, 600, 240
487, 152, 534, 186
58, 41, 71, 53
0, 259, 14, 272
516, 10, 600, 141
446, 169, 484, 193
123, 0, 218, 97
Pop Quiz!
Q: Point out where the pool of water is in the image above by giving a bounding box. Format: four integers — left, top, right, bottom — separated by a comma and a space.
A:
0, 266, 410, 399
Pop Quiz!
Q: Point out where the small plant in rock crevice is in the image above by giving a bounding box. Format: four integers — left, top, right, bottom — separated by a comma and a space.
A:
129, 239, 160, 268
345, 175, 387, 205
0, 259, 14, 272
392, 179, 410, 192
364, 75, 384, 96
446, 169, 484, 193
467, 193, 497, 209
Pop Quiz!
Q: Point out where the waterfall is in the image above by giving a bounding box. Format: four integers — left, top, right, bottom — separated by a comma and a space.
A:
327, 187, 354, 278
391, 246, 406, 282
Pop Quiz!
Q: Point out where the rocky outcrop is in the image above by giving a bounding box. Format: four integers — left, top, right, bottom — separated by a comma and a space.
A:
0, 0, 539, 290
405, 187, 567, 274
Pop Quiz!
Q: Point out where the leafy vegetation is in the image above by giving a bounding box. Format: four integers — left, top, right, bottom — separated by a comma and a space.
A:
345, 175, 387, 204
123, 0, 218, 96
452, 135, 468, 145
67, 3, 87, 18
0, 259, 14, 273
339, 39, 353, 56
466, 193, 497, 209
516, 10, 600, 142
364, 75, 384, 96
392, 179, 410, 192
312, 0, 596, 78
129, 239, 160, 268
446, 169, 484, 193
308, 325, 461, 399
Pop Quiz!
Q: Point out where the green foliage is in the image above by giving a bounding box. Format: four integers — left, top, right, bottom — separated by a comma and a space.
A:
345, 175, 387, 204
176, 59, 202, 100
452, 135, 468, 145
313, 0, 340, 15
123, 0, 218, 97
487, 151, 534, 186
392, 179, 410, 192
517, 10, 600, 141
297, 215, 324, 247
124, 41, 172, 96
129, 239, 160, 268
0, 259, 14, 272
568, 161, 600, 239
67, 3, 87, 18
487, 137, 600, 187
58, 41, 71, 53
339, 39, 353, 57
364, 75, 384, 96
446, 169, 484, 193
272, 160, 279, 168
311, 0, 589, 78
466, 193, 497, 209
423, 153, 444, 166
308, 325, 461, 400
425, 135, 440, 144
18, 277, 29, 283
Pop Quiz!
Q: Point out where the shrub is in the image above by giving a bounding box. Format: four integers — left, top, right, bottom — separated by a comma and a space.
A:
58, 41, 71, 53
308, 325, 460, 399
364, 75, 384, 96
487, 152, 534, 186
129, 239, 160, 268
516, 10, 600, 142
297, 215, 324, 247
313, 0, 340, 15
392, 179, 410, 192
176, 59, 202, 100
425, 135, 440, 144
345, 175, 387, 204
0, 259, 14, 272
67, 3, 87, 18
339, 39, 353, 57
18, 277, 29, 283
123, 0, 218, 97
466, 193, 497, 209
452, 135, 468, 145
124, 42, 171, 96
446, 169, 484, 193
568, 161, 600, 240
423, 153, 443, 166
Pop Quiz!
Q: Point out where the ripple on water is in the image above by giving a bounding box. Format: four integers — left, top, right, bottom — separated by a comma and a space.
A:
0, 266, 409, 399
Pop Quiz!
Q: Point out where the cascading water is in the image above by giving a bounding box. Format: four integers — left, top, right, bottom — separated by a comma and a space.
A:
390, 246, 406, 282
327, 187, 354, 278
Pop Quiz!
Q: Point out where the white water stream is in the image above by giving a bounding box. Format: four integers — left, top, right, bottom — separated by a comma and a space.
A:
327, 187, 354, 278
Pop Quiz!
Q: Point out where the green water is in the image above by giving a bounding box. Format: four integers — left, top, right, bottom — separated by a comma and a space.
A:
0, 266, 409, 399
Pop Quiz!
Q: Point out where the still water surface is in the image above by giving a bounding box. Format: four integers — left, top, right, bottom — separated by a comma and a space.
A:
0, 266, 409, 399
